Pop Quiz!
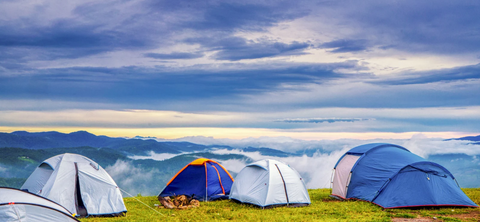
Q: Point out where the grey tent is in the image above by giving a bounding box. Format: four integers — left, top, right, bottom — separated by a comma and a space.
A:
229, 159, 310, 208
0, 187, 79, 222
21, 153, 127, 217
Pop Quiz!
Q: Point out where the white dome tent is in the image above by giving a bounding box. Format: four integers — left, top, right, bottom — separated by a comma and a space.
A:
0, 187, 79, 222
21, 153, 127, 217
229, 159, 310, 208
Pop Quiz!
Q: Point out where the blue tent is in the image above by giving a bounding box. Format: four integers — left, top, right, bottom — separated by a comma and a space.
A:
159, 158, 234, 201
331, 143, 478, 208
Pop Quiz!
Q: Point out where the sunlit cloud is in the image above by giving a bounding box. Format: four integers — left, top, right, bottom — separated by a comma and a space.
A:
0, 106, 479, 135
105, 160, 161, 196
0, 109, 247, 127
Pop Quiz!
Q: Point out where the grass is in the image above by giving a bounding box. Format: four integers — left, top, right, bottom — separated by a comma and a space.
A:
80, 188, 480, 222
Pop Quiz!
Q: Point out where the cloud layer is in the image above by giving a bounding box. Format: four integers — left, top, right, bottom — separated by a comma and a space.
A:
126, 135, 480, 192
1, 0, 480, 137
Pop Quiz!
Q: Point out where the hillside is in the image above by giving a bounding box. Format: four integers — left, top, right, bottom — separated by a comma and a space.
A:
1, 131, 479, 196
79, 189, 480, 222
0, 131, 304, 157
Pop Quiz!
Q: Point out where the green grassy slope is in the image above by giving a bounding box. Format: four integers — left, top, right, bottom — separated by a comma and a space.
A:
80, 188, 480, 222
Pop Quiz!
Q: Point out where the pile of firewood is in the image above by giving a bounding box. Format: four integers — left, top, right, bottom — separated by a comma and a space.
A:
157, 195, 200, 209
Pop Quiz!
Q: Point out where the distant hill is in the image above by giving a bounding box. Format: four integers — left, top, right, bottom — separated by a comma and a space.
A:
0, 131, 209, 155
0, 131, 304, 157
447, 134, 480, 144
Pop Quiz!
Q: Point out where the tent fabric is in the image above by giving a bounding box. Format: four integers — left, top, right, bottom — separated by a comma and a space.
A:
229, 159, 310, 208
331, 143, 478, 208
21, 153, 127, 217
159, 158, 234, 201
0, 187, 79, 222
331, 154, 360, 198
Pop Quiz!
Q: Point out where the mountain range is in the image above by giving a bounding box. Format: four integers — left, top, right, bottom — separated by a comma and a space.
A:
0, 131, 479, 195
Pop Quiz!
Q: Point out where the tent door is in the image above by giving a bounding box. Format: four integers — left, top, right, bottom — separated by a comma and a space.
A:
74, 162, 87, 217
274, 164, 289, 205
211, 164, 226, 195
332, 154, 360, 198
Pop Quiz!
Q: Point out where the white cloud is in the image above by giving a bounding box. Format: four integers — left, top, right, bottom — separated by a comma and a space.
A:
208, 136, 480, 188
399, 135, 480, 158
175, 136, 363, 152
128, 151, 180, 161
105, 160, 160, 196
104, 134, 480, 195
174, 133, 480, 155
285, 150, 347, 188
217, 159, 248, 174
210, 148, 350, 189
211, 149, 265, 160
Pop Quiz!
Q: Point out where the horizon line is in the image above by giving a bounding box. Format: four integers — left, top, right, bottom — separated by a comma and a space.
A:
0, 126, 476, 141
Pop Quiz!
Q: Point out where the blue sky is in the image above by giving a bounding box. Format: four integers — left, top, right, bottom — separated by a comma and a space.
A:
1, 0, 479, 139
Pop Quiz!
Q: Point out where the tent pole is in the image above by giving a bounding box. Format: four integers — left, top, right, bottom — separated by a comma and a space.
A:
345, 172, 352, 196
275, 164, 289, 206
204, 162, 208, 202
330, 169, 335, 189
454, 178, 460, 188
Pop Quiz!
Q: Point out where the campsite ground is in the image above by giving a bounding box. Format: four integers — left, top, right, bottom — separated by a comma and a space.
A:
80, 188, 480, 222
